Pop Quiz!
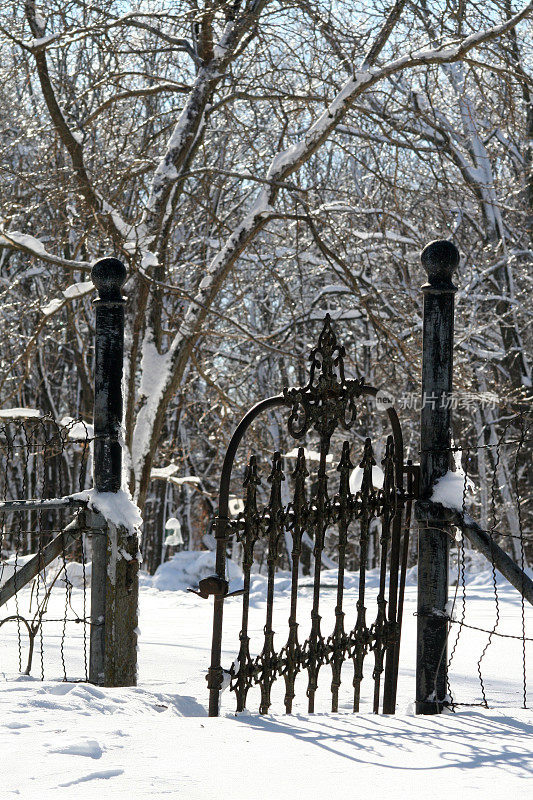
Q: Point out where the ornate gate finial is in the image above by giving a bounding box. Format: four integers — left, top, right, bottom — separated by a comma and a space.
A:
284, 314, 365, 444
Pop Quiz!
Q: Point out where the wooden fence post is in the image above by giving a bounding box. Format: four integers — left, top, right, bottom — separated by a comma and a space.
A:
89, 258, 138, 687
416, 239, 459, 714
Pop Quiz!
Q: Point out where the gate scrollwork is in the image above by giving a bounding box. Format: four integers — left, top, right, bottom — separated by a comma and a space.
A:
205, 315, 417, 716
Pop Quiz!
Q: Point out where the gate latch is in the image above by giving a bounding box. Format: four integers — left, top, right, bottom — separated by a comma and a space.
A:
187, 575, 244, 599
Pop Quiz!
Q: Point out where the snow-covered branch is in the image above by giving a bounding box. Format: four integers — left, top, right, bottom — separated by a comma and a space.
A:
0, 231, 91, 272
130, 1, 533, 502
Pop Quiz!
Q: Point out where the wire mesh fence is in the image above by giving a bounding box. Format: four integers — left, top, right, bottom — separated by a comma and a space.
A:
0, 414, 92, 681
0, 403, 530, 708
422, 409, 532, 710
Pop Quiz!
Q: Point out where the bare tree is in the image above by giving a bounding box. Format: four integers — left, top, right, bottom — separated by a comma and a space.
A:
0, 1, 531, 567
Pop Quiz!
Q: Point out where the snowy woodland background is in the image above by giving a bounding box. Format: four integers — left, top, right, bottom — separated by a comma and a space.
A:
0, 0, 531, 574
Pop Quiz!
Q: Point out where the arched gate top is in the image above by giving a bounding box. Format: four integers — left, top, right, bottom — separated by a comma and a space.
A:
216, 314, 405, 540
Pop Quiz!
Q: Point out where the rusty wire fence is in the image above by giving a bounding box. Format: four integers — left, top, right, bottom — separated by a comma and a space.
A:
0, 415, 92, 681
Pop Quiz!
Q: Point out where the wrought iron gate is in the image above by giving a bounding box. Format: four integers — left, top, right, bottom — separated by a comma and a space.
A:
205, 316, 417, 716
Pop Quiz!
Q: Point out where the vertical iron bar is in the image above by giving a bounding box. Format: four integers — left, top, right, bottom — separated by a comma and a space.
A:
259, 452, 284, 714
416, 240, 459, 714
373, 437, 394, 713
331, 442, 352, 712
382, 444, 404, 714
284, 448, 307, 714
235, 457, 260, 712
382, 515, 402, 712
353, 438, 373, 712
207, 520, 227, 716
387, 464, 414, 712
306, 444, 328, 713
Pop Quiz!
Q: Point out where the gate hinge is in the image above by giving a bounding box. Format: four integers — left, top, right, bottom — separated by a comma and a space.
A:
206, 665, 224, 692
383, 620, 401, 647
188, 575, 244, 599
403, 463, 420, 499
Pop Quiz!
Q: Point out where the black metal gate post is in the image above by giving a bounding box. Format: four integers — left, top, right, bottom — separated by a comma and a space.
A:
416, 240, 459, 714
89, 258, 138, 687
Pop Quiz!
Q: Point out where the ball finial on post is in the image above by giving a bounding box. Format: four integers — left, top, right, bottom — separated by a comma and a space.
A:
421, 240, 459, 290
91, 257, 127, 301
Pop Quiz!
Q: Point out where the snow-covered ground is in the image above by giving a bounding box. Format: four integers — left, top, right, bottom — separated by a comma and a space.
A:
0, 561, 531, 798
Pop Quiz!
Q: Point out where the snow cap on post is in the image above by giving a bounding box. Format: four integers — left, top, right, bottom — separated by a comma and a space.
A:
421, 239, 459, 292
91, 257, 127, 301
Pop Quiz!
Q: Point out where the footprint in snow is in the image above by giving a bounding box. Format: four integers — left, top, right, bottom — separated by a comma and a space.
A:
4, 721, 30, 729
48, 739, 103, 759
58, 769, 124, 787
